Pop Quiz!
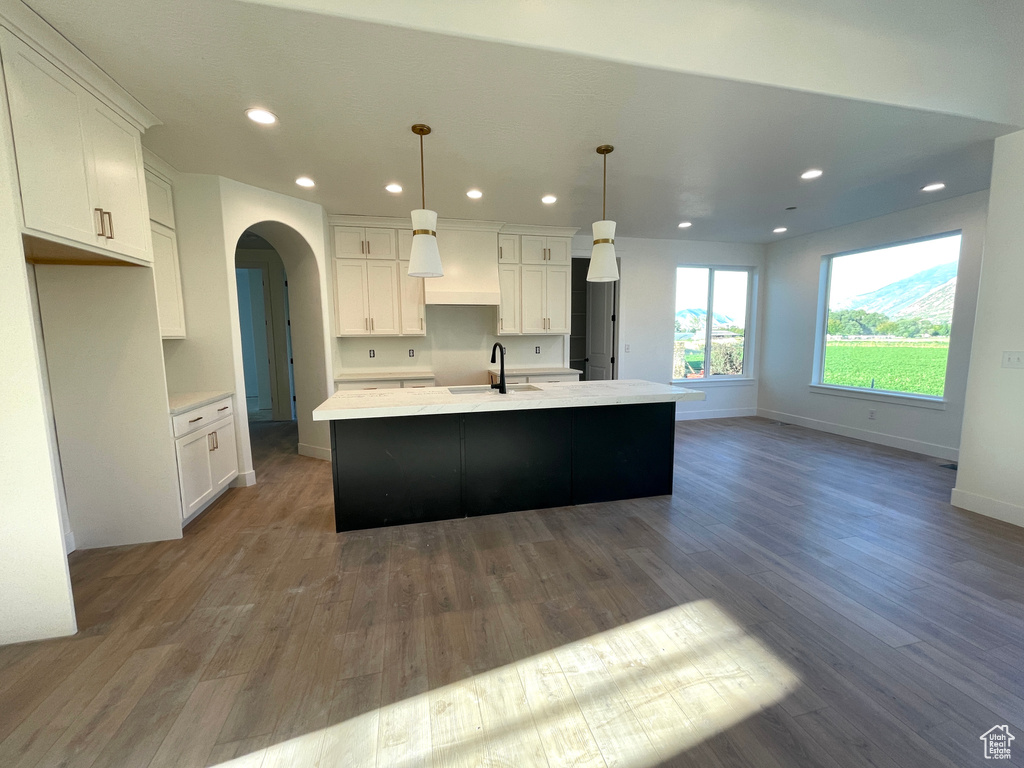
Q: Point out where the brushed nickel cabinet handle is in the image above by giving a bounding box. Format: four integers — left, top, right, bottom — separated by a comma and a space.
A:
499, 246, 503, 260
217, 406, 229, 412
103, 211, 114, 239
214, 431, 219, 450
189, 416, 203, 423
370, 317, 374, 331
208, 433, 215, 451
367, 240, 371, 254
420, 317, 423, 330
360, 239, 364, 254
95, 208, 105, 237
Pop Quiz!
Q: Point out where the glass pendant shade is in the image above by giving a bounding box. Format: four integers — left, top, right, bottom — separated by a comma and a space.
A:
408, 208, 443, 277
587, 219, 618, 282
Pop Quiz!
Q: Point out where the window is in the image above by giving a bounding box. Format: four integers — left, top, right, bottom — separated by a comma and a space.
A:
674, 267, 751, 380
819, 232, 961, 398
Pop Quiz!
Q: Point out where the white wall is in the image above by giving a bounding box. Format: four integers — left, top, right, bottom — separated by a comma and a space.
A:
34, 264, 183, 548
572, 236, 766, 420
953, 131, 1024, 526
335, 305, 566, 386
271, 0, 1024, 126
0, 91, 76, 644
758, 191, 988, 459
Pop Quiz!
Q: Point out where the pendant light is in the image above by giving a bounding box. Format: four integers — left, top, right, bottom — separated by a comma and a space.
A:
408, 123, 443, 277
587, 144, 619, 282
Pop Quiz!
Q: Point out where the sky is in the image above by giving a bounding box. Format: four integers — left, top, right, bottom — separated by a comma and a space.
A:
676, 268, 748, 326
828, 233, 961, 306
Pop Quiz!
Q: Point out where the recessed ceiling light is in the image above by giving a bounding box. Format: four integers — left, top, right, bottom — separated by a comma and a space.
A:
466, 189, 482, 199
801, 168, 823, 180
246, 108, 277, 125
921, 182, 946, 192
773, 227, 788, 234
541, 195, 557, 204
678, 221, 692, 229
295, 177, 315, 188
385, 183, 403, 193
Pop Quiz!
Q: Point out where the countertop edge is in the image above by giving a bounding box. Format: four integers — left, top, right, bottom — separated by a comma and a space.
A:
168, 390, 234, 415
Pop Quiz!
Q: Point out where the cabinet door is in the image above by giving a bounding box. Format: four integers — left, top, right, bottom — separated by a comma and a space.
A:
210, 417, 238, 490
334, 259, 370, 335
365, 228, 396, 259
398, 229, 413, 260
333, 226, 366, 258
498, 234, 519, 264
520, 235, 546, 264
367, 260, 400, 335
545, 237, 570, 265
521, 264, 547, 334
145, 170, 175, 228
175, 428, 214, 519
83, 102, 151, 261
498, 263, 521, 334
545, 265, 571, 334
0, 31, 96, 247
399, 263, 426, 335
151, 222, 186, 338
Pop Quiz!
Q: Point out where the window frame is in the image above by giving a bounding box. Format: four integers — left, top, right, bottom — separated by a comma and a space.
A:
813, 230, 962, 403
672, 265, 755, 383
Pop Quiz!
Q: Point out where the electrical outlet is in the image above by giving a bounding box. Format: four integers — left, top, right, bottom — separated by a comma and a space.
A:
368, 349, 375, 358
1002, 351, 1024, 369
535, 346, 541, 354
625, 344, 631, 353
408, 349, 415, 358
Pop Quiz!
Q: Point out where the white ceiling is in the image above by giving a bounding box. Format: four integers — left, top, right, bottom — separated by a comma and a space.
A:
24, 0, 1018, 243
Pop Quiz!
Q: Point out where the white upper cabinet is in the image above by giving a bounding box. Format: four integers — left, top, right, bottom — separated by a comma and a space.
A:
1, 30, 95, 246
150, 221, 186, 338
399, 263, 426, 336
497, 263, 521, 334
544, 264, 571, 333
498, 234, 519, 264
332, 226, 396, 259
145, 171, 175, 229
83, 102, 150, 260
520, 263, 570, 334
366, 261, 401, 334
334, 259, 371, 336
521, 235, 570, 265
1, 30, 152, 263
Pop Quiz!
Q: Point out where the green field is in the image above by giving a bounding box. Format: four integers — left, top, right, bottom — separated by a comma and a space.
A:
822, 340, 949, 396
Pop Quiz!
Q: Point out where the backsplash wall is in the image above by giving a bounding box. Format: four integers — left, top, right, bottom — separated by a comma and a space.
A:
334, 305, 566, 386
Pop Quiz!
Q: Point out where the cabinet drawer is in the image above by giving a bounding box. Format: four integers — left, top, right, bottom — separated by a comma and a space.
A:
335, 380, 402, 392
172, 397, 233, 437
401, 378, 436, 388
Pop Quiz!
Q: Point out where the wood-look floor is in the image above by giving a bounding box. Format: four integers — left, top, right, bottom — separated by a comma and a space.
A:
2, 417, 1024, 767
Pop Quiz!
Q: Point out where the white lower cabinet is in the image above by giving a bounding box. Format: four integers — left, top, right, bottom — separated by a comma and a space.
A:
172, 398, 238, 522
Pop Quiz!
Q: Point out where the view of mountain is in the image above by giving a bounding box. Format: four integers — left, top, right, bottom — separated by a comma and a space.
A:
676, 307, 734, 327
836, 261, 957, 319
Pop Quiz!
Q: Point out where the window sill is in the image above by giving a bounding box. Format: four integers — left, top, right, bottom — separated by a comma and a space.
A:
672, 377, 756, 387
808, 384, 947, 410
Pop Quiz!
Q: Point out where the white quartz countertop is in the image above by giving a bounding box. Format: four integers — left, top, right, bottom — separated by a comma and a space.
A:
313, 379, 703, 421
486, 366, 582, 376
334, 369, 435, 382
168, 390, 233, 415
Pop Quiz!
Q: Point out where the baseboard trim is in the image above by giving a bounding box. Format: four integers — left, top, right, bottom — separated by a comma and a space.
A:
756, 408, 958, 460
675, 407, 757, 421
951, 488, 1024, 528
63, 529, 75, 555
231, 470, 257, 488
298, 443, 331, 461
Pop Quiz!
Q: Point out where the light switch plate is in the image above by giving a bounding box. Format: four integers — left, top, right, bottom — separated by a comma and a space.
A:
1002, 351, 1024, 369
535, 346, 541, 354
408, 349, 415, 357
369, 349, 375, 358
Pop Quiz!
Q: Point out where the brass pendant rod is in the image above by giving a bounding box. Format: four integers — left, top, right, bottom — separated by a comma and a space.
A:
419, 133, 425, 210
603, 152, 607, 220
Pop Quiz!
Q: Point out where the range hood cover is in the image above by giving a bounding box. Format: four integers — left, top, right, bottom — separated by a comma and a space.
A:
424, 230, 500, 305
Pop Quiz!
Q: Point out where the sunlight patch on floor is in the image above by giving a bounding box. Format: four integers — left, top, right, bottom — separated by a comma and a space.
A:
214, 599, 800, 767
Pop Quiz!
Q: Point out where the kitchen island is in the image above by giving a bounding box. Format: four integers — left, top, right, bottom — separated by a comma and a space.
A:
313, 380, 704, 531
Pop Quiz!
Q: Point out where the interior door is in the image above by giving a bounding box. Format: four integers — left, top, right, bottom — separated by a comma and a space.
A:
586, 279, 616, 380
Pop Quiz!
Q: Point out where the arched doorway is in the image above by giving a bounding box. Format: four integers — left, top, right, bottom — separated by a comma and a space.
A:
229, 220, 331, 471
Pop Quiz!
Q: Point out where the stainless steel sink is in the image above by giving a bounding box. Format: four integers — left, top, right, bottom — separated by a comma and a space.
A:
447, 384, 541, 395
